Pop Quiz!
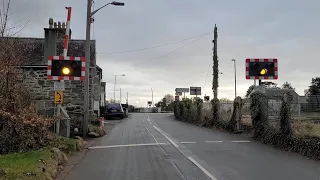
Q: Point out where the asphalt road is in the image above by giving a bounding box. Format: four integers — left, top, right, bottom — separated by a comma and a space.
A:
64, 113, 320, 180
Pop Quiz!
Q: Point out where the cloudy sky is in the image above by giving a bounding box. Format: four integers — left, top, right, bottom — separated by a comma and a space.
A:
7, 0, 320, 107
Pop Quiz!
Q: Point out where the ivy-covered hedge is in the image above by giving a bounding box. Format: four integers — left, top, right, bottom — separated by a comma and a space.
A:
173, 93, 320, 160
257, 128, 320, 160
250, 92, 320, 160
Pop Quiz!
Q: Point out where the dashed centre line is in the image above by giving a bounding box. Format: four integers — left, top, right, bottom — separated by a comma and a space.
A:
204, 141, 223, 143
231, 140, 251, 143
181, 142, 197, 144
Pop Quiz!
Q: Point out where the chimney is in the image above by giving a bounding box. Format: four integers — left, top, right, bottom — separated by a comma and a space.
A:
43, 18, 57, 63
56, 21, 72, 40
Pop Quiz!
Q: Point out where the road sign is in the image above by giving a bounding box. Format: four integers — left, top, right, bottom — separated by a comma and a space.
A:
47, 56, 86, 81
175, 92, 183, 96
147, 101, 152, 105
204, 96, 210, 101
54, 91, 63, 104
190, 87, 201, 95
175, 88, 189, 93
54, 81, 65, 91
245, 58, 278, 80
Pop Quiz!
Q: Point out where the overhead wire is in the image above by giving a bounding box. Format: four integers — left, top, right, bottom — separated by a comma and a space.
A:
203, 55, 212, 91
98, 31, 213, 55
123, 31, 213, 72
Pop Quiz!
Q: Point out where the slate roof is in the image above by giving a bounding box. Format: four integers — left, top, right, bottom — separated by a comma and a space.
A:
3, 37, 96, 66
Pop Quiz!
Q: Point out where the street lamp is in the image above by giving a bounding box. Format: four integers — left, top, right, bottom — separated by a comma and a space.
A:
83, 0, 125, 137
116, 88, 122, 103
231, 59, 237, 98
114, 74, 125, 102
151, 88, 154, 107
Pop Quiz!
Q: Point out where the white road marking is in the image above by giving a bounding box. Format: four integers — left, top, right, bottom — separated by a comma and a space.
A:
187, 156, 218, 180
152, 125, 218, 180
205, 141, 223, 143
231, 140, 250, 143
181, 142, 196, 144
153, 125, 179, 148
145, 125, 159, 143
88, 143, 167, 149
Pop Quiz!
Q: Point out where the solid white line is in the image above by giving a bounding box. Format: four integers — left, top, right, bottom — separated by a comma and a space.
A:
88, 143, 167, 149
153, 125, 179, 148
152, 125, 218, 180
205, 141, 223, 143
187, 157, 218, 180
145, 125, 159, 143
181, 142, 196, 144
231, 140, 250, 143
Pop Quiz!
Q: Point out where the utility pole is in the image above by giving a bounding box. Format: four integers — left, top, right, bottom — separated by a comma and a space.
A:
114, 75, 116, 102
83, 0, 92, 137
231, 59, 237, 98
83, 0, 125, 137
126, 92, 128, 104
151, 88, 154, 107
119, 88, 122, 103
212, 24, 219, 100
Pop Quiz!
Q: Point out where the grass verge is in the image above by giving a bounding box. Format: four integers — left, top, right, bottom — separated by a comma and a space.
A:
0, 135, 86, 180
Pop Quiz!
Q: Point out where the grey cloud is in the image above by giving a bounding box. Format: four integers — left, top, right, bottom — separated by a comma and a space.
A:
10, 0, 320, 106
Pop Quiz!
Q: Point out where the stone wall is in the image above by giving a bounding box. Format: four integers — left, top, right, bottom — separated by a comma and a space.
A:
19, 67, 85, 116
19, 67, 103, 115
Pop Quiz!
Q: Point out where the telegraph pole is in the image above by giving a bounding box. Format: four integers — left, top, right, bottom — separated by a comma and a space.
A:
212, 24, 219, 100
126, 92, 128, 104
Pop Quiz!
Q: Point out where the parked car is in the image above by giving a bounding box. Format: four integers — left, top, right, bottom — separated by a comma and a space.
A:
105, 103, 124, 119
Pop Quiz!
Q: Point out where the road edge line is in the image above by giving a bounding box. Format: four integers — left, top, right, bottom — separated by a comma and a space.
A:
152, 125, 218, 180
88, 143, 166, 149
187, 156, 218, 180
153, 125, 179, 148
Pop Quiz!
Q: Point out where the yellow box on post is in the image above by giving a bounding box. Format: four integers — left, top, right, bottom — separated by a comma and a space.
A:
54, 91, 63, 104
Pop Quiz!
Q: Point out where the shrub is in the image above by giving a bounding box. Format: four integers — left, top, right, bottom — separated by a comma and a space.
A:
173, 98, 198, 123
196, 99, 203, 123
226, 97, 243, 132
250, 92, 268, 138
258, 127, 320, 160
279, 93, 292, 135
0, 107, 57, 154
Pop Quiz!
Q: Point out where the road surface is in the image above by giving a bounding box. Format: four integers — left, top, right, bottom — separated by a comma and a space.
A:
63, 113, 320, 180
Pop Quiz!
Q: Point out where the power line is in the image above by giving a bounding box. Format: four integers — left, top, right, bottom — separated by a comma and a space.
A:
98, 31, 213, 55
125, 31, 212, 71
203, 55, 212, 91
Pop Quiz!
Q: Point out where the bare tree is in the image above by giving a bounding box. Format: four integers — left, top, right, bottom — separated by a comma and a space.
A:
0, 0, 31, 113
0, 0, 29, 37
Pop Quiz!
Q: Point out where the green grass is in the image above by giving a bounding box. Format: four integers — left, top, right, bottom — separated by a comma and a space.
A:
0, 150, 56, 180
0, 136, 85, 180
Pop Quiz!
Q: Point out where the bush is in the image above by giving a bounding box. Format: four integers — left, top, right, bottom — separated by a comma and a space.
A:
0, 107, 57, 154
174, 98, 198, 123
250, 92, 268, 138
279, 93, 292, 135
258, 127, 320, 160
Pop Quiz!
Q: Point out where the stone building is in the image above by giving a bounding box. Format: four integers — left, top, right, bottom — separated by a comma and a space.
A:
13, 19, 106, 131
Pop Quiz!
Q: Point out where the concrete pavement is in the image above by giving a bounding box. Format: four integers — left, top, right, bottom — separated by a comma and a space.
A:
63, 113, 320, 180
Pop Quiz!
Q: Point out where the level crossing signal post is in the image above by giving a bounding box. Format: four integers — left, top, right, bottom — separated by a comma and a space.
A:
48, 56, 86, 136
245, 58, 278, 92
